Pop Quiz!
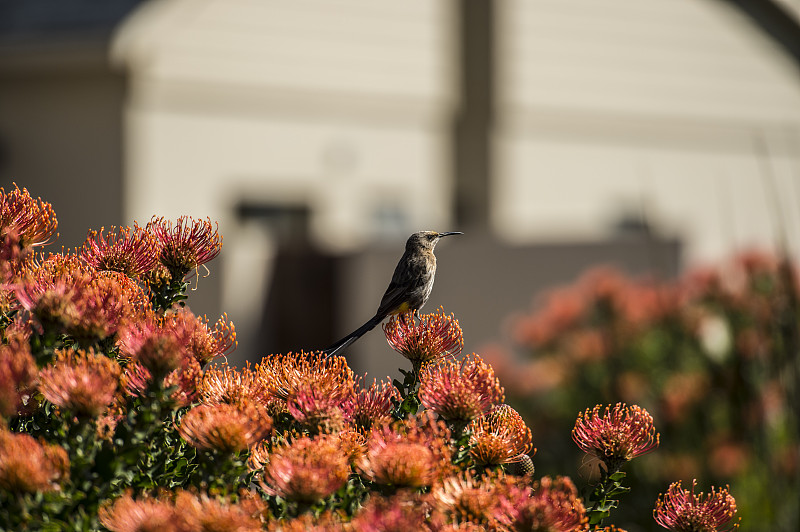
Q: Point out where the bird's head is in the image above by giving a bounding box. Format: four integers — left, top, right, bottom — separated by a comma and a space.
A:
406, 230, 463, 252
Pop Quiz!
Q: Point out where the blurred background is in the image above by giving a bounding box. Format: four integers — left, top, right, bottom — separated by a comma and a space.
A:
1, 1, 799, 529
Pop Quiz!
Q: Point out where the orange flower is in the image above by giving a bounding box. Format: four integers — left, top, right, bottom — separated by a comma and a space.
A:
468, 404, 533, 467
260, 434, 350, 503
38, 348, 121, 417
174, 491, 263, 532
654, 479, 739, 532
510, 476, 587, 532
431, 471, 522, 530
572, 403, 659, 465
0, 184, 58, 248
99, 492, 188, 532
256, 351, 354, 415
383, 307, 463, 369
148, 216, 222, 279
178, 403, 272, 453
80, 224, 159, 277
419, 353, 504, 424
160, 308, 237, 366
0, 336, 37, 418
341, 377, 398, 432
358, 412, 452, 488
350, 491, 436, 532
16, 256, 145, 341
0, 429, 69, 494
199, 363, 271, 408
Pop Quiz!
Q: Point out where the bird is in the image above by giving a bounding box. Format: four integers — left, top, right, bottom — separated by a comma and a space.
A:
324, 230, 462, 356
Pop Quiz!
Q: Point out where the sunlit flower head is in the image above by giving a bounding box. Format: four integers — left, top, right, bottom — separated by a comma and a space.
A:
38, 348, 121, 417
99, 492, 187, 532
16, 257, 145, 342
260, 434, 350, 503
178, 402, 272, 453
336, 428, 368, 466
124, 352, 202, 408
174, 491, 263, 532
80, 224, 159, 277
383, 307, 464, 369
468, 404, 534, 467
431, 471, 522, 530
199, 363, 270, 408
264, 511, 342, 532
287, 381, 347, 433
654, 479, 739, 532
510, 476, 587, 532
0, 429, 69, 494
341, 377, 399, 432
572, 403, 659, 465
0, 336, 37, 418
116, 313, 183, 380
148, 216, 222, 280
350, 491, 436, 532
358, 412, 453, 488
160, 308, 237, 366
0, 184, 58, 249
257, 351, 355, 412
419, 353, 504, 424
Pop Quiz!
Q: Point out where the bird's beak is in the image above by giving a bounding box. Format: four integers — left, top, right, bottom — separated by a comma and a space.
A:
437, 231, 463, 237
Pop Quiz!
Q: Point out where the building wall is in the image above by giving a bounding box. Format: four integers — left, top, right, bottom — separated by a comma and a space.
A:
494, 0, 800, 265
0, 40, 126, 249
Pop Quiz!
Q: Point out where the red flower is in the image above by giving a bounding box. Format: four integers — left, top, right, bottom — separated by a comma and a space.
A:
357, 412, 453, 488
99, 492, 188, 532
199, 363, 271, 408
468, 404, 534, 467
383, 307, 464, 369
256, 351, 355, 414
178, 402, 272, 453
572, 403, 659, 465
419, 353, 504, 424
0, 336, 37, 418
431, 471, 523, 530
80, 224, 159, 277
0, 429, 69, 494
510, 476, 588, 532
38, 348, 121, 418
260, 434, 350, 503
148, 216, 222, 279
654, 479, 739, 532
16, 255, 145, 341
0, 184, 58, 248
341, 377, 399, 432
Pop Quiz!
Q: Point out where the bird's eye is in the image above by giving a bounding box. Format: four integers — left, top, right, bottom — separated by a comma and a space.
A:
427, 234, 436, 240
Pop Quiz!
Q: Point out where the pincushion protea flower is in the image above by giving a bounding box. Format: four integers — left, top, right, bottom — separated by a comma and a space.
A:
383, 307, 464, 369
468, 404, 534, 467
432, 471, 524, 530
174, 491, 263, 532
341, 377, 398, 432
16, 255, 146, 341
148, 216, 222, 279
123, 351, 202, 408
256, 351, 355, 417
178, 402, 272, 453
0, 429, 69, 494
260, 434, 350, 503
419, 353, 504, 424
0, 336, 37, 418
654, 479, 739, 532
99, 492, 188, 532
350, 491, 437, 532
161, 308, 237, 366
38, 348, 121, 418
80, 224, 159, 277
509, 476, 588, 532
572, 403, 659, 466
199, 363, 271, 408
358, 412, 453, 488
0, 184, 58, 248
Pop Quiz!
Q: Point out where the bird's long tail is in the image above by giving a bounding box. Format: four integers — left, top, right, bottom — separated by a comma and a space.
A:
324, 313, 384, 356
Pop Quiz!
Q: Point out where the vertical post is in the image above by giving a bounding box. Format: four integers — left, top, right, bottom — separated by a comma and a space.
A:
453, 0, 493, 228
